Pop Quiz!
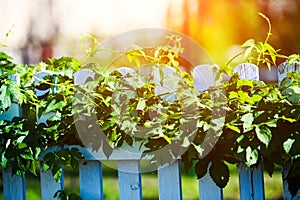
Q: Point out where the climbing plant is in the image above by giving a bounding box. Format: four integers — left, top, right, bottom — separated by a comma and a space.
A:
1, 14, 300, 199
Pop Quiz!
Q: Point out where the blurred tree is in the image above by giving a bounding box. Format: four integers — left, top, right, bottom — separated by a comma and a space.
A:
166, 0, 300, 65
259, 0, 300, 58
20, 0, 58, 64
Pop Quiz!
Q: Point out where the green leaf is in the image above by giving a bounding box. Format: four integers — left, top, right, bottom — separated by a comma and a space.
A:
192, 143, 204, 155
255, 126, 272, 147
283, 139, 295, 154
241, 113, 254, 132
244, 46, 254, 60
264, 119, 277, 128
44, 99, 67, 114
263, 156, 275, 177
281, 116, 296, 123
163, 135, 171, 144
1, 154, 8, 168
228, 91, 238, 99
245, 146, 258, 167
0, 85, 11, 110
209, 161, 230, 188
136, 99, 146, 111
238, 91, 249, 104
237, 79, 253, 89
247, 94, 262, 104
241, 39, 255, 48
225, 123, 240, 133
195, 159, 209, 179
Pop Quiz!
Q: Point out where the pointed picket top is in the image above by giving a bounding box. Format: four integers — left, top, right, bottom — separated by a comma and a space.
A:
278, 61, 300, 86
233, 63, 259, 80
193, 64, 215, 91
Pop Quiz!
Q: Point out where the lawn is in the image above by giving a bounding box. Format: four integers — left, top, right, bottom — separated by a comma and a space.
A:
0, 163, 283, 199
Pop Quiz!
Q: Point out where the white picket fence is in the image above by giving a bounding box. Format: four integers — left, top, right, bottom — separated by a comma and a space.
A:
1, 62, 300, 200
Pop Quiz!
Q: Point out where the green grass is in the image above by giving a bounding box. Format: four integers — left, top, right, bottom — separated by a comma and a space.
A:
0, 164, 284, 200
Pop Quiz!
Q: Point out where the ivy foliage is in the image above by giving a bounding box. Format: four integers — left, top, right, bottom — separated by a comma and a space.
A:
1, 32, 300, 198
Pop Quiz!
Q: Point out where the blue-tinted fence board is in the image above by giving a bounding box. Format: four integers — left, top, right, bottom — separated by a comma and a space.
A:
0, 103, 22, 121
278, 62, 300, 200
234, 63, 265, 200
118, 160, 142, 200
194, 65, 223, 200
283, 166, 300, 200
193, 65, 215, 92
3, 166, 26, 200
1, 75, 25, 200
40, 164, 62, 200
198, 170, 223, 200
79, 160, 103, 200
238, 163, 265, 200
34, 71, 57, 124
158, 160, 182, 200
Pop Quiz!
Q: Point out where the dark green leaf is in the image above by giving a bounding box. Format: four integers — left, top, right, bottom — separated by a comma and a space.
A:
209, 160, 230, 188
255, 126, 272, 147
195, 159, 209, 179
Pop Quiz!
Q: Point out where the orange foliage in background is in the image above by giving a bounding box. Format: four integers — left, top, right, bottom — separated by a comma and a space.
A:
166, 0, 300, 65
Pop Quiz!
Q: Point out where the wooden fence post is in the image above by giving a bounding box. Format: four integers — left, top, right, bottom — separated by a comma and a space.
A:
278, 61, 300, 200
79, 161, 103, 200
74, 69, 105, 200
118, 160, 142, 200
0, 75, 26, 200
34, 71, 63, 200
234, 63, 265, 200
158, 160, 182, 200
193, 64, 223, 200
151, 65, 183, 199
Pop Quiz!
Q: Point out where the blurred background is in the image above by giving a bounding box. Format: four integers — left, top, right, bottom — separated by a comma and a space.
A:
0, 0, 299, 67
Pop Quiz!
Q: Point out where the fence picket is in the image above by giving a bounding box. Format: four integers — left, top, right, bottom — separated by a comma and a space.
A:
2, 166, 26, 200
118, 160, 142, 200
79, 160, 104, 200
278, 62, 300, 85
34, 71, 57, 124
193, 65, 223, 199
234, 63, 265, 200
0, 75, 25, 200
158, 160, 182, 200
198, 167, 223, 200
278, 62, 300, 200
233, 63, 259, 80
40, 164, 63, 200
34, 71, 63, 200
238, 163, 264, 200
193, 65, 215, 91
